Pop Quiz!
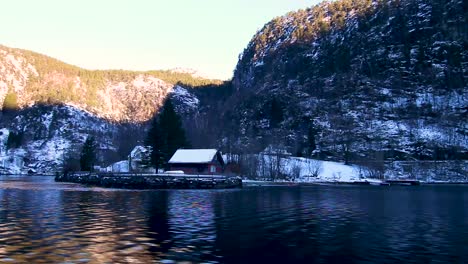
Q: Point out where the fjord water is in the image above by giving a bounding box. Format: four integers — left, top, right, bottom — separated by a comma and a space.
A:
0, 176, 466, 263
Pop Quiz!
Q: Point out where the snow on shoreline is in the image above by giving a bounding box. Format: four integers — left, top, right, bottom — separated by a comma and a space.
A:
241, 154, 467, 183
287, 157, 364, 182
254, 156, 381, 183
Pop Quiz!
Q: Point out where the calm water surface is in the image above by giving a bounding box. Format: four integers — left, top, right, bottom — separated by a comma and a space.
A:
0, 176, 467, 263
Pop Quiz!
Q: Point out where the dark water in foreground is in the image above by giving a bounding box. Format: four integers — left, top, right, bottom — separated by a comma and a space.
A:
0, 176, 467, 263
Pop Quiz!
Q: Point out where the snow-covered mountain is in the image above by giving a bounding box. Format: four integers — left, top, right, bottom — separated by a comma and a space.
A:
0, 105, 119, 174
0, 46, 211, 173
227, 0, 467, 165
0, 45, 196, 122
0, 86, 201, 174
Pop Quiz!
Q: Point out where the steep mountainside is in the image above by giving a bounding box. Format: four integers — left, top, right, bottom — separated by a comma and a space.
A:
229, 0, 467, 162
0, 45, 216, 173
0, 105, 121, 173
0, 86, 201, 174
0, 45, 220, 122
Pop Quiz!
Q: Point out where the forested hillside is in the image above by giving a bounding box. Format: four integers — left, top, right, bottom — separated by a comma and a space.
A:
0, 45, 221, 122
0, 45, 220, 173
227, 0, 467, 165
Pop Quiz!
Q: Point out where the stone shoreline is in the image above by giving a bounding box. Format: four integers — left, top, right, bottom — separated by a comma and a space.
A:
55, 172, 243, 189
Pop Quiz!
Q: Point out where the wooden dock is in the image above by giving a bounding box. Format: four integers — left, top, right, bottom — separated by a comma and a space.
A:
55, 172, 243, 189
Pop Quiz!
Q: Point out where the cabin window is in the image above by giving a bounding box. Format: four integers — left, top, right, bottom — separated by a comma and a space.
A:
210, 165, 216, 173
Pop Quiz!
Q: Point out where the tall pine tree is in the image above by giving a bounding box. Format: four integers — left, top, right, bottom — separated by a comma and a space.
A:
145, 99, 189, 170
145, 117, 166, 172
80, 136, 96, 171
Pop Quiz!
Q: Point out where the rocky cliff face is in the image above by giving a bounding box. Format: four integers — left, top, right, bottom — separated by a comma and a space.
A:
0, 105, 121, 174
228, 0, 467, 162
0, 45, 202, 122
0, 46, 208, 173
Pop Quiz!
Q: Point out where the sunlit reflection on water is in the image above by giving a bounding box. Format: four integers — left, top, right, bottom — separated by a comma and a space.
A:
0, 176, 163, 263
0, 176, 467, 263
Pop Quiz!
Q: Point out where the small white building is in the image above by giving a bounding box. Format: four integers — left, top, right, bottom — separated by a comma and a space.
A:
104, 160, 129, 173
105, 145, 155, 173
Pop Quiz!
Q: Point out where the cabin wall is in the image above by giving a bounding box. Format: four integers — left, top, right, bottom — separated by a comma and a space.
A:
169, 163, 223, 175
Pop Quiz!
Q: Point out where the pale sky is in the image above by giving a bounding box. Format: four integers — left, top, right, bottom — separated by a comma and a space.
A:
0, 0, 320, 80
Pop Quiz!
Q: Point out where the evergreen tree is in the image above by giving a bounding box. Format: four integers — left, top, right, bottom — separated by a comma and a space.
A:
269, 98, 284, 126
80, 136, 96, 171
6, 131, 23, 149
159, 99, 189, 159
145, 117, 166, 172
145, 99, 189, 170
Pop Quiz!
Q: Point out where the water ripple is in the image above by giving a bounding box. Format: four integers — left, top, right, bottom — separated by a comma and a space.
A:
1, 177, 467, 263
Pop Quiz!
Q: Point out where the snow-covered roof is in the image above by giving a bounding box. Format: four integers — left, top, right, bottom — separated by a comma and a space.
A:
168, 149, 221, 164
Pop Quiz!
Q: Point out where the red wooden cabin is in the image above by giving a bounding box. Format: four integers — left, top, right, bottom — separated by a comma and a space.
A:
168, 149, 225, 175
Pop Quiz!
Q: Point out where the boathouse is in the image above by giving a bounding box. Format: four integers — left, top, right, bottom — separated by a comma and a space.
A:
168, 149, 225, 175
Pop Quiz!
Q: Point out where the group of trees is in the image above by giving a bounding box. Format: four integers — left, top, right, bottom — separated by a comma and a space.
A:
147, 70, 223, 88
6, 131, 23, 149
73, 99, 189, 173
62, 136, 97, 173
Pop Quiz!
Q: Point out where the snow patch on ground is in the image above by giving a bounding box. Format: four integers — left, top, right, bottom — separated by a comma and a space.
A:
286, 157, 361, 182
254, 154, 372, 183
247, 154, 467, 183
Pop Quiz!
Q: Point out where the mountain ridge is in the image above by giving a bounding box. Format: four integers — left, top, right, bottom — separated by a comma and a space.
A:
0, 45, 219, 173
0, 44, 221, 123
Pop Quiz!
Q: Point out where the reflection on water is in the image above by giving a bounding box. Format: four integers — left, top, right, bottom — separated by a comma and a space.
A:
0, 176, 467, 263
167, 191, 217, 262
0, 181, 157, 262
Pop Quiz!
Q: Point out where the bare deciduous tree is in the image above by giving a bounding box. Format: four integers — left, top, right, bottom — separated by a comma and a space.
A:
239, 154, 259, 180
305, 158, 322, 178
290, 162, 302, 182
